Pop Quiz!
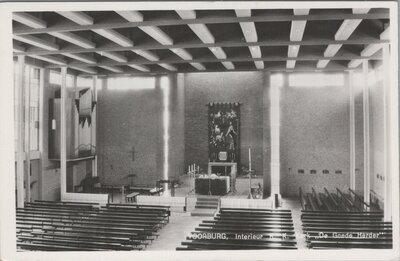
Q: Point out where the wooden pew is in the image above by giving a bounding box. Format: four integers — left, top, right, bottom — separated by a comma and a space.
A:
300, 205, 393, 249
18, 236, 139, 251
180, 241, 297, 250
307, 240, 392, 249
177, 208, 297, 250
16, 201, 169, 251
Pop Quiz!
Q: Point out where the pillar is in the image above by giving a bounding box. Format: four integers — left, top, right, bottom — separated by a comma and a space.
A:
92, 76, 98, 177
362, 60, 370, 204
270, 74, 281, 196
262, 72, 271, 197
16, 55, 25, 208
382, 44, 392, 221
24, 64, 31, 202
349, 71, 356, 191
60, 67, 67, 198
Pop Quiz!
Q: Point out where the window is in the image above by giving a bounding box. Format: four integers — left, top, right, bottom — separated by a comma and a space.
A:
49, 70, 61, 85
29, 67, 40, 151
289, 73, 345, 88
13, 63, 41, 152
107, 76, 155, 91
271, 73, 283, 87
77, 77, 93, 89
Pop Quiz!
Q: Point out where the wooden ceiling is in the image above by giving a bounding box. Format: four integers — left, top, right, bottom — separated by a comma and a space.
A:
12, 8, 390, 76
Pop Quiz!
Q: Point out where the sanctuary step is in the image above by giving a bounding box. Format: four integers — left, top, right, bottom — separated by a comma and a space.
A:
191, 197, 219, 217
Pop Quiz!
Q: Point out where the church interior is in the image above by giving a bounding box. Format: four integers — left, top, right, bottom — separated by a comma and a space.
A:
6, 2, 398, 254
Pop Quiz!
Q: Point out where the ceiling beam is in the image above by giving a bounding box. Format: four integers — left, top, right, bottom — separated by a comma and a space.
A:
97, 51, 127, 63
29, 54, 66, 65
317, 8, 370, 68
127, 64, 150, 72
13, 12, 97, 51
57, 11, 93, 25
69, 65, 97, 74
235, 9, 263, 69
16, 37, 388, 57
13, 44, 25, 52
14, 34, 59, 51
59, 12, 133, 53
58, 11, 136, 65
116, 11, 183, 71
158, 63, 177, 71
13, 12, 46, 28
45, 53, 382, 69
92, 28, 133, 47
63, 53, 97, 64
50, 32, 96, 49
133, 49, 159, 61
177, 10, 233, 70
14, 11, 389, 36
348, 26, 390, 68
99, 65, 123, 73
287, 9, 309, 69
79, 63, 351, 77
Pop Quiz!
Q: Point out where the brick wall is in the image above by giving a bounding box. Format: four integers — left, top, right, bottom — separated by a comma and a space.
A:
97, 77, 163, 186
183, 71, 265, 179
96, 76, 185, 187
354, 87, 364, 194
370, 76, 385, 199
280, 74, 351, 197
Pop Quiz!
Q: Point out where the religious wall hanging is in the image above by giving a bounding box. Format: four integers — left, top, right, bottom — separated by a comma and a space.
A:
208, 102, 240, 165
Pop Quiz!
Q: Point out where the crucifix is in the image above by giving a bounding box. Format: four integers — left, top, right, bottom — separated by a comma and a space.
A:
128, 146, 135, 161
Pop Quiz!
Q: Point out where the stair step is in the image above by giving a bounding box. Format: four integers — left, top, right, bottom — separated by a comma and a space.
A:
191, 208, 216, 217
194, 205, 218, 209
196, 197, 220, 202
195, 201, 219, 206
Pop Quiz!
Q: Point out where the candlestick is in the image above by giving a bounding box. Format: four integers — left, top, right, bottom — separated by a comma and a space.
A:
249, 148, 252, 171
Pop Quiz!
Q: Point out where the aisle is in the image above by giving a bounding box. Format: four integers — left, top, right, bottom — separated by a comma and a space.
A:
145, 212, 211, 250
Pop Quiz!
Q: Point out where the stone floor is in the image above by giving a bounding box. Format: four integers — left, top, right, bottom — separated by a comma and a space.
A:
145, 212, 211, 250
104, 181, 307, 250
143, 197, 307, 251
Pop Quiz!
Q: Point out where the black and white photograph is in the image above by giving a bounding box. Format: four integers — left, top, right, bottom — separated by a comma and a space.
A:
0, 1, 399, 260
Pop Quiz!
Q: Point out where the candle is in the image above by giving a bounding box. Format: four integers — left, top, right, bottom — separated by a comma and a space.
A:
249, 148, 252, 171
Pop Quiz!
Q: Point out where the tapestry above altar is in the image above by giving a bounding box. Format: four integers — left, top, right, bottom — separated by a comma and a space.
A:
208, 102, 240, 165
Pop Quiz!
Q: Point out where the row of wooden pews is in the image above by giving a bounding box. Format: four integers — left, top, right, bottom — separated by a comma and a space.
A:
176, 208, 297, 250
16, 200, 170, 251
299, 187, 392, 249
299, 187, 381, 212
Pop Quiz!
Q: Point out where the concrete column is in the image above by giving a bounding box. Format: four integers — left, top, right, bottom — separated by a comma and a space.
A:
262, 72, 271, 197
270, 74, 281, 196
16, 55, 25, 208
349, 71, 356, 190
382, 44, 392, 221
92, 76, 98, 177
362, 60, 370, 205
38, 68, 45, 200
60, 67, 67, 198
24, 65, 31, 202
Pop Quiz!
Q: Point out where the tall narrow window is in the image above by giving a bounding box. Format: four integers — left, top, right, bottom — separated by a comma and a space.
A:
29, 67, 40, 151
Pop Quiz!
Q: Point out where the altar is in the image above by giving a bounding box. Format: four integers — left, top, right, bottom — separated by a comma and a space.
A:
208, 162, 237, 175
208, 162, 237, 192
195, 175, 230, 196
